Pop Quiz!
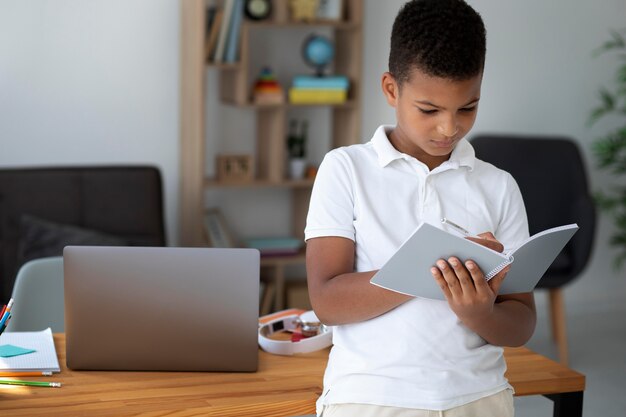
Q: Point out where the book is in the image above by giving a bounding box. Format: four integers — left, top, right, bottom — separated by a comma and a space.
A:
213, 0, 235, 63
0, 328, 60, 373
288, 88, 347, 104
292, 75, 350, 89
205, 9, 224, 61
370, 222, 579, 300
224, 0, 244, 63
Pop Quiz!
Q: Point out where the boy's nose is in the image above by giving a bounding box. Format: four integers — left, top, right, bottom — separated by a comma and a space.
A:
437, 121, 459, 138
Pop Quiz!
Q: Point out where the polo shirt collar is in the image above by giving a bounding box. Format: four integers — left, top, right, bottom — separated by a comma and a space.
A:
371, 125, 475, 171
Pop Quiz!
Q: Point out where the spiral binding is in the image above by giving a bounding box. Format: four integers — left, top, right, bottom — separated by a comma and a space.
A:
485, 256, 514, 280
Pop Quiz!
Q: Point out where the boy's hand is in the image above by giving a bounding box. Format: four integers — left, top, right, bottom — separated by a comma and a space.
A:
430, 232, 509, 321
465, 232, 503, 253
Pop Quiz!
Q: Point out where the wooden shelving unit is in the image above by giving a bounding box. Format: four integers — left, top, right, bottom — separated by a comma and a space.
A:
180, 0, 363, 313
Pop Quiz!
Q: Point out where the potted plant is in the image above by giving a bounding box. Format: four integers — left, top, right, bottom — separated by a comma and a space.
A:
589, 29, 626, 269
287, 119, 308, 179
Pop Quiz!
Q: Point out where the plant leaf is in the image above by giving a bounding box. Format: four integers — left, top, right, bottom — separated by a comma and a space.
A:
600, 88, 616, 109
588, 88, 616, 125
618, 64, 626, 85
593, 30, 626, 56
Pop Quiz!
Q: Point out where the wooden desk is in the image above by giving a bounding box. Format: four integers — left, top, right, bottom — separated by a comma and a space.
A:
0, 335, 585, 417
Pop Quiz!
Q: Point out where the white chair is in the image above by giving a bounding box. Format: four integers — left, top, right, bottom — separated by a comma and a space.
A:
5, 257, 64, 332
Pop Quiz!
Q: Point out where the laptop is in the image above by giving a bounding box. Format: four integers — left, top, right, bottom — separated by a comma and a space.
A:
63, 246, 260, 372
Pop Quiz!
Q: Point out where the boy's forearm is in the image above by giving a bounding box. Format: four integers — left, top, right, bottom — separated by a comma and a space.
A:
461, 299, 537, 347
310, 271, 412, 326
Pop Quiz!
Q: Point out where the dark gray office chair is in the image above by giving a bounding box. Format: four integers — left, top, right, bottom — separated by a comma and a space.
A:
472, 134, 596, 365
0, 166, 166, 302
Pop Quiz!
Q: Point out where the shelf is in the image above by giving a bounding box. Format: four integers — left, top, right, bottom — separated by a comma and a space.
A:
204, 178, 315, 189
260, 249, 306, 267
222, 99, 358, 109
180, 0, 362, 315
246, 21, 360, 31
206, 62, 241, 70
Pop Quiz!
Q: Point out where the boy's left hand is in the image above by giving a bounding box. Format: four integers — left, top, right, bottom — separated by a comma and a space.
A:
430, 232, 509, 321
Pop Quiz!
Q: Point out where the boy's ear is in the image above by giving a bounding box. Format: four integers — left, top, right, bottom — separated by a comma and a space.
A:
381, 72, 399, 108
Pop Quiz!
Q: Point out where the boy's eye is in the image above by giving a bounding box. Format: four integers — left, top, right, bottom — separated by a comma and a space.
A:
459, 106, 477, 113
418, 108, 437, 115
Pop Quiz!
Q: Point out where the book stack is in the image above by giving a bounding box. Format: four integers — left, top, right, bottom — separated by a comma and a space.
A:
288, 75, 349, 104
206, 0, 245, 64
244, 237, 303, 257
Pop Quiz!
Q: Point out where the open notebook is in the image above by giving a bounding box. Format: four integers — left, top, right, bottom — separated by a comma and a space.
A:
0, 328, 60, 372
371, 222, 579, 300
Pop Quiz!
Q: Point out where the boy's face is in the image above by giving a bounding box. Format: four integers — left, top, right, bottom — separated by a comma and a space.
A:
381, 69, 482, 170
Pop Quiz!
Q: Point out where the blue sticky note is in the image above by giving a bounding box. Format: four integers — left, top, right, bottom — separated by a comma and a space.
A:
0, 344, 36, 358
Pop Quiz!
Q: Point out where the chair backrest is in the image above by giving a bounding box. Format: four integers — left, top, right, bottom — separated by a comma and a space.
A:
5, 257, 64, 332
471, 135, 596, 288
0, 166, 166, 301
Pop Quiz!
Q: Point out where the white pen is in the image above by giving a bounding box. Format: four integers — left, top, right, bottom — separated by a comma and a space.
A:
441, 218, 471, 237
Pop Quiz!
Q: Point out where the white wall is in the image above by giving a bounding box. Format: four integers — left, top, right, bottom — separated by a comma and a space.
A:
0, 0, 179, 244
1, 1, 624, 305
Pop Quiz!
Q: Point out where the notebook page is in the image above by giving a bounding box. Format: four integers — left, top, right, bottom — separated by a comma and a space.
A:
500, 223, 579, 295
506, 223, 580, 257
0, 328, 61, 372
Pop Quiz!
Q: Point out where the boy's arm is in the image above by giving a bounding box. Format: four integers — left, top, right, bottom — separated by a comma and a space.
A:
306, 236, 412, 326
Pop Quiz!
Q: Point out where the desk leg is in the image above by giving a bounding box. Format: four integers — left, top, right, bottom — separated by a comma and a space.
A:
544, 392, 584, 417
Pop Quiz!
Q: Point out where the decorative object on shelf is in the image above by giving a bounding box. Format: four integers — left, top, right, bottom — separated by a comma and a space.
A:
244, 0, 272, 21
316, 0, 343, 21
302, 34, 335, 76
287, 119, 308, 179
289, 0, 319, 22
217, 154, 254, 182
288, 35, 347, 104
204, 208, 236, 248
306, 165, 318, 179
252, 66, 285, 104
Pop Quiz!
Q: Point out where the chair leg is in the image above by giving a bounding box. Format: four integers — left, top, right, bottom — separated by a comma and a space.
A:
548, 288, 569, 365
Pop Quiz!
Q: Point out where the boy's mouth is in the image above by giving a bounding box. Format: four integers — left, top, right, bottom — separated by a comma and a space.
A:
431, 140, 456, 148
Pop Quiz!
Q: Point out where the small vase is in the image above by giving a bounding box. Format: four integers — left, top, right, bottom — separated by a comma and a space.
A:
289, 158, 307, 179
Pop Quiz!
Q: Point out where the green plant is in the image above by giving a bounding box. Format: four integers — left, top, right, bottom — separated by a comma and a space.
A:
287, 119, 308, 159
589, 29, 626, 269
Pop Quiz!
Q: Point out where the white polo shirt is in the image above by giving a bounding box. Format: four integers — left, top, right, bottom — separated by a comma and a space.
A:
305, 125, 529, 413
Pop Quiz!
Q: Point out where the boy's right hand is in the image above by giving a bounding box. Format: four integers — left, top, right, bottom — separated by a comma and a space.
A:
464, 232, 508, 294
465, 232, 504, 253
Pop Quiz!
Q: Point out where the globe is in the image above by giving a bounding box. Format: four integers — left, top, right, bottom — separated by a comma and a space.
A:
302, 35, 335, 76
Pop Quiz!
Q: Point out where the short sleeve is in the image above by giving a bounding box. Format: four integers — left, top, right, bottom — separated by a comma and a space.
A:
496, 173, 530, 253
304, 150, 356, 241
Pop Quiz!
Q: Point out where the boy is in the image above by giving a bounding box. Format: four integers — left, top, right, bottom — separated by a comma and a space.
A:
304, 1, 536, 416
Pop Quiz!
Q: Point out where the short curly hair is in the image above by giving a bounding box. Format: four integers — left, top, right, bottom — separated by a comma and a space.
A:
389, 0, 486, 85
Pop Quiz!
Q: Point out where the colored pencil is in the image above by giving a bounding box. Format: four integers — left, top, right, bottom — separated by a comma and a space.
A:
0, 372, 53, 377
0, 379, 61, 387
0, 313, 10, 334
0, 298, 13, 329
